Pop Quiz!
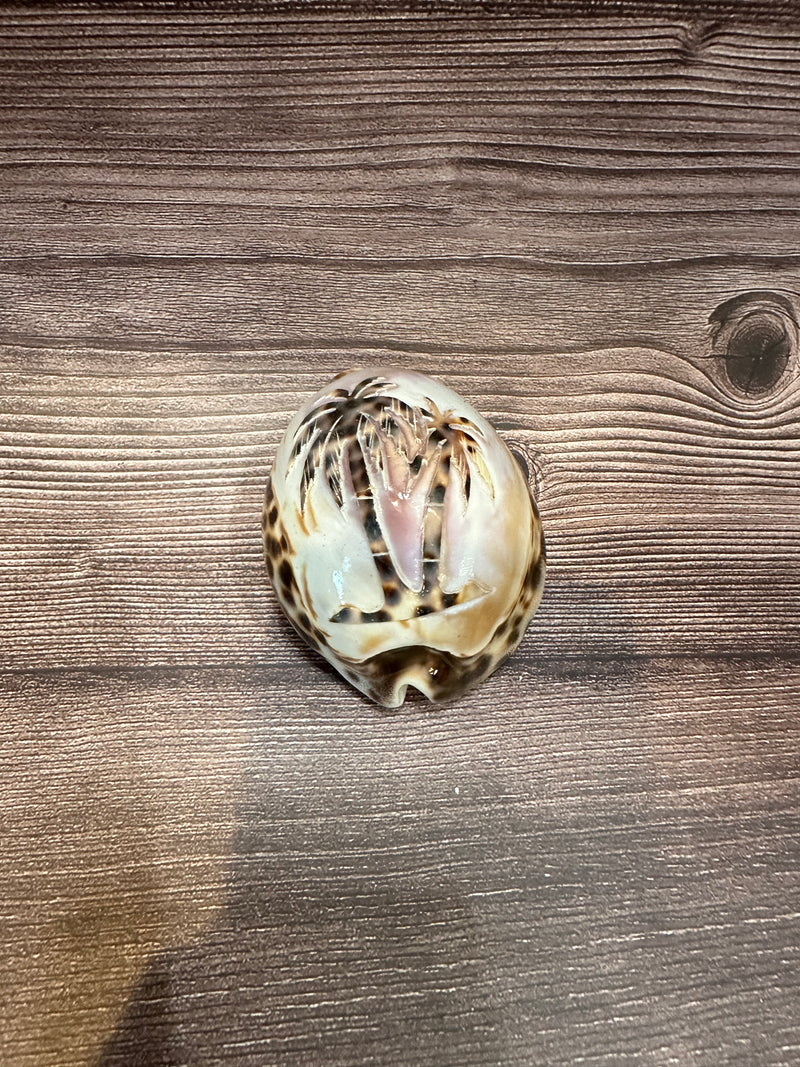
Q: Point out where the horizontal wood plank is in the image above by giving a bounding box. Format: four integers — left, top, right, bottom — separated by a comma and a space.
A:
2, 346, 798, 669
2, 659, 799, 1065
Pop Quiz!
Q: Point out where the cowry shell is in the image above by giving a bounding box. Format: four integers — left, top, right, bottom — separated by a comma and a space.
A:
263, 368, 545, 707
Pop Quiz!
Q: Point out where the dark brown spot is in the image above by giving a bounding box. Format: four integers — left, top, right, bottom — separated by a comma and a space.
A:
349, 450, 367, 481
375, 555, 394, 579
473, 653, 493, 676
363, 508, 382, 543
422, 560, 438, 592
278, 560, 293, 588
383, 584, 401, 605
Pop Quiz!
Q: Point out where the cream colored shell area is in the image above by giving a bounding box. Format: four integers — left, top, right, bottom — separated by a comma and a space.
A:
272, 367, 537, 664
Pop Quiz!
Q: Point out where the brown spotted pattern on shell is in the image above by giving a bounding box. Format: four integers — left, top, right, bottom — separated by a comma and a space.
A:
263, 368, 545, 707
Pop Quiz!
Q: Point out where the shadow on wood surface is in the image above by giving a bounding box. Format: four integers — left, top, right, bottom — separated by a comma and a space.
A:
96, 652, 800, 1066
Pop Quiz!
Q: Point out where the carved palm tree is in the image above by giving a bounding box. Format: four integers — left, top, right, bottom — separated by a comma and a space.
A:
291, 376, 494, 621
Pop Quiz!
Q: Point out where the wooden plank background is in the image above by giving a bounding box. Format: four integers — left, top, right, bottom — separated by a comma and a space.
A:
1, 5, 798, 1065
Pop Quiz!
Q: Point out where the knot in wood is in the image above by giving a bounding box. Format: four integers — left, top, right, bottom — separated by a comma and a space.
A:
709, 291, 797, 397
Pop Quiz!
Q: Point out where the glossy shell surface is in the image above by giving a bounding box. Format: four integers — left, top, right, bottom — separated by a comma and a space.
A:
263, 368, 545, 707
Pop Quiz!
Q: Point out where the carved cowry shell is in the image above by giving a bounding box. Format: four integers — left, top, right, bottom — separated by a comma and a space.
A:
263, 367, 545, 708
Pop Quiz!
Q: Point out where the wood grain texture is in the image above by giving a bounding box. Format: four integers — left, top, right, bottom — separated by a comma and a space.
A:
1, 7, 799, 1067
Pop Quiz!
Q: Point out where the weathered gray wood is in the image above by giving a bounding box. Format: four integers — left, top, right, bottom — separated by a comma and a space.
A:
0, 7, 798, 1067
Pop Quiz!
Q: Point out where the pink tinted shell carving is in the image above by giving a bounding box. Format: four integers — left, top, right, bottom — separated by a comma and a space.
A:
263, 368, 545, 707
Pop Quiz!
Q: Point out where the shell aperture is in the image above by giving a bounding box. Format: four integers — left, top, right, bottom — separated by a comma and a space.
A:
263, 368, 545, 707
